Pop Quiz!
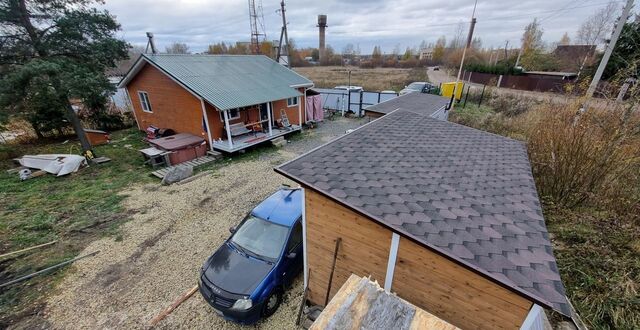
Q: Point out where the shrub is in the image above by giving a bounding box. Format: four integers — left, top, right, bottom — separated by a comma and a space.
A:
487, 93, 538, 117
526, 102, 640, 209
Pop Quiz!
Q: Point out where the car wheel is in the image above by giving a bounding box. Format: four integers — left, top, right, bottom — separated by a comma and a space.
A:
262, 289, 282, 318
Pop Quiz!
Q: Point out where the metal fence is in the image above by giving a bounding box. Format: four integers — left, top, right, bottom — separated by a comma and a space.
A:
313, 88, 398, 117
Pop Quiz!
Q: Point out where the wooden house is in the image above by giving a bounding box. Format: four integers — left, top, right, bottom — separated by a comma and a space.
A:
118, 54, 313, 152
276, 109, 574, 329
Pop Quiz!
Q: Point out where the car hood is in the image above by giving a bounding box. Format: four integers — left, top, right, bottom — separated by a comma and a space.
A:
203, 243, 275, 296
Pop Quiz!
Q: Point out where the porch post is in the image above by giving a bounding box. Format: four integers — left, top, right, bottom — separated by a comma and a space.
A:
267, 102, 273, 136
223, 109, 233, 149
298, 94, 303, 129
200, 98, 213, 149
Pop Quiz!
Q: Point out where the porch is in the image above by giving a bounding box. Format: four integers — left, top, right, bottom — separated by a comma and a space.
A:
210, 96, 304, 153
212, 125, 301, 153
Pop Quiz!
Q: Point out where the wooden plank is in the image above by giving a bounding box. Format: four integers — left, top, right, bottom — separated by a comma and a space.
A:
148, 285, 198, 327
305, 190, 391, 306
304, 190, 532, 330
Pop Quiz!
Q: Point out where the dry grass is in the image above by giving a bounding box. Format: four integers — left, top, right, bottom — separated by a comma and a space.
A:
451, 95, 640, 329
526, 102, 640, 209
293, 66, 429, 92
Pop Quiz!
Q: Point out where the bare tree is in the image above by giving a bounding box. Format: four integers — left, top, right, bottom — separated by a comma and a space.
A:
165, 42, 190, 54
576, 1, 619, 46
449, 21, 466, 49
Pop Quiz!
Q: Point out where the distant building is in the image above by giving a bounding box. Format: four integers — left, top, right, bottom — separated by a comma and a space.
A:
553, 45, 596, 72
419, 48, 434, 60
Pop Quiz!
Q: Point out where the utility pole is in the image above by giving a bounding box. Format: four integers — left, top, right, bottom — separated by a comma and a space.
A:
586, 0, 634, 98
452, 0, 478, 110
503, 40, 509, 61
145, 32, 157, 54
276, 0, 291, 67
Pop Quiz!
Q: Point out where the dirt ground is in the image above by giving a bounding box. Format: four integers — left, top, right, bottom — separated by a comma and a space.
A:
42, 117, 367, 329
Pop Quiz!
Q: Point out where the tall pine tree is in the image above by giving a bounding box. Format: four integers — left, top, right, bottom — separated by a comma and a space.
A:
0, 0, 128, 152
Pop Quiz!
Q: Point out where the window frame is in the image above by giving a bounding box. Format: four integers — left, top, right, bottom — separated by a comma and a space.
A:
286, 220, 303, 253
286, 96, 298, 108
138, 91, 152, 113
219, 108, 240, 122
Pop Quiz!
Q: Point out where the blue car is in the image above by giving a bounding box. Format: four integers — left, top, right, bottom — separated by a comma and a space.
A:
198, 188, 303, 324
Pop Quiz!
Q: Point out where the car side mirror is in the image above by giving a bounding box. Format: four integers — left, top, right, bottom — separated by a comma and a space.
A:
287, 252, 297, 259
229, 227, 236, 234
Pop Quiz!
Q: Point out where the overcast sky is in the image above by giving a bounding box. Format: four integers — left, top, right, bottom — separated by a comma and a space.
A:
101, 0, 627, 54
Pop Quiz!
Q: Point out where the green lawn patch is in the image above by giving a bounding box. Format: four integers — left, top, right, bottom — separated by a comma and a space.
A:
0, 128, 153, 327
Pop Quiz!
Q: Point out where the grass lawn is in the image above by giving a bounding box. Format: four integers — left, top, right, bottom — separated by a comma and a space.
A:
0, 128, 153, 327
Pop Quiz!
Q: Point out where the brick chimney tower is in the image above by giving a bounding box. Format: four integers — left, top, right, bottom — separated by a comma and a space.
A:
317, 15, 327, 63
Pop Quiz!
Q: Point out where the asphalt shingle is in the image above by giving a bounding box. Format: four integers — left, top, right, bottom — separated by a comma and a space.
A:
275, 109, 570, 316
364, 92, 450, 116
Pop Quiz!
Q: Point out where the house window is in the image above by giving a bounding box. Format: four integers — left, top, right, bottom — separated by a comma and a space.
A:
287, 97, 298, 107
138, 91, 152, 112
219, 108, 240, 122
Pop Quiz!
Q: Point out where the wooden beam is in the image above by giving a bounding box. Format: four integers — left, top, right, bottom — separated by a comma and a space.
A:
384, 233, 400, 292
267, 102, 273, 137
223, 109, 233, 149
149, 285, 198, 327
298, 94, 303, 128
200, 98, 213, 149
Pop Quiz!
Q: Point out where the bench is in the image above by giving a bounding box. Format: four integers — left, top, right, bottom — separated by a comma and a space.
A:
228, 122, 251, 137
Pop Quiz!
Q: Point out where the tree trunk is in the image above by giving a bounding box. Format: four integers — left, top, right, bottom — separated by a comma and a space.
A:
62, 97, 92, 153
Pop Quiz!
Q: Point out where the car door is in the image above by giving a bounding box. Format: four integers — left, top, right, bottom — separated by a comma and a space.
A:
281, 220, 303, 287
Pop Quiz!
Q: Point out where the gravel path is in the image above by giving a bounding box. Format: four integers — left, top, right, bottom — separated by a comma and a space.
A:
43, 117, 366, 329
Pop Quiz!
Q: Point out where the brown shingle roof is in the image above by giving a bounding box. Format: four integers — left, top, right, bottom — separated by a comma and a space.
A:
275, 109, 570, 317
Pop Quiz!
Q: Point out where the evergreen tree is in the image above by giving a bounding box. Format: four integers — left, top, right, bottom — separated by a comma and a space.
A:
0, 0, 128, 151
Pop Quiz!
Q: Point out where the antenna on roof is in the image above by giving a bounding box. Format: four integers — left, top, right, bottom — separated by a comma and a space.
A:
145, 32, 157, 54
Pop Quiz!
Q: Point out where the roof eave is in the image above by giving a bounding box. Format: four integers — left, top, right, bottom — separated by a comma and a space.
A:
275, 165, 564, 317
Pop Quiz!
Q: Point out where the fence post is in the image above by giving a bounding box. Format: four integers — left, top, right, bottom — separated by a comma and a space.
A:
359, 91, 363, 117
478, 85, 486, 107
463, 85, 470, 108
347, 89, 351, 116
378, 92, 381, 103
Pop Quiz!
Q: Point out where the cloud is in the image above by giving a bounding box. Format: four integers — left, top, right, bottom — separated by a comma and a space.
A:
101, 0, 620, 53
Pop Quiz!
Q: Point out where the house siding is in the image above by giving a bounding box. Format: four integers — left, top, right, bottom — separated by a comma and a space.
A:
304, 189, 532, 330
127, 63, 207, 140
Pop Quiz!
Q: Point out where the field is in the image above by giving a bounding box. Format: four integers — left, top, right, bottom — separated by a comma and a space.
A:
293, 66, 429, 92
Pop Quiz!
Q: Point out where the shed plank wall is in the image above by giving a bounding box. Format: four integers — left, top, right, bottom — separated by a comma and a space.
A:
305, 190, 391, 305
305, 189, 533, 330
393, 237, 532, 329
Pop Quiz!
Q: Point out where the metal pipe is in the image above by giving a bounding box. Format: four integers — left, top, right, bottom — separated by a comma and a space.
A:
0, 251, 99, 288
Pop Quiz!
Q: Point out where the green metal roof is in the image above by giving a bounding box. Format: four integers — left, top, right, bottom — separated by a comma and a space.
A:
127, 54, 313, 111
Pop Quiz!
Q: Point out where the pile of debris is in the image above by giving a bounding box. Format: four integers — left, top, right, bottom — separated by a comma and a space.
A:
12, 154, 88, 180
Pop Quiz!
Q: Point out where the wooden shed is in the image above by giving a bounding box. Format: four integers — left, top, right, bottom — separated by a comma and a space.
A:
118, 54, 314, 152
276, 109, 574, 329
363, 91, 450, 120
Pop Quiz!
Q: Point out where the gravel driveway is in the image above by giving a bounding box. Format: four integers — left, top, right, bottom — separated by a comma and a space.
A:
44, 117, 367, 329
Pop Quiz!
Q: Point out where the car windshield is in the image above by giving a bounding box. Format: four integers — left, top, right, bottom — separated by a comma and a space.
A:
231, 215, 289, 260
407, 83, 425, 90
